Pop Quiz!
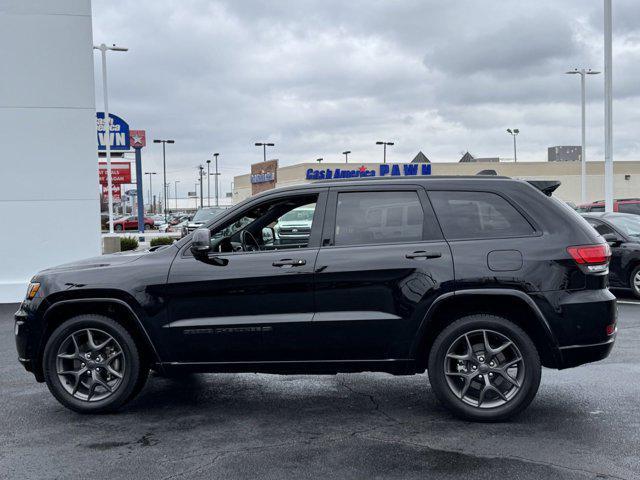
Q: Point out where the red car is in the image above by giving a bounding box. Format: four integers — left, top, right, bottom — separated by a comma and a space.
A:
576, 198, 640, 215
112, 215, 154, 231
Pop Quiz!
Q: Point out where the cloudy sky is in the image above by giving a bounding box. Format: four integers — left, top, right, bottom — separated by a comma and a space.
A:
92, 0, 640, 197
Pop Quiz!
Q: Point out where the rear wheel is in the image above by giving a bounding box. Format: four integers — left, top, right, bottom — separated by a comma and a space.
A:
428, 314, 541, 422
43, 314, 147, 413
630, 266, 640, 299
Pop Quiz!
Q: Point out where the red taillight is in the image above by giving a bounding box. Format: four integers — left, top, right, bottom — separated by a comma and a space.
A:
567, 244, 610, 273
606, 324, 616, 336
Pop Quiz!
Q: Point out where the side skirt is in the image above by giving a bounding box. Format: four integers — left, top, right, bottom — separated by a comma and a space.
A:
160, 359, 418, 376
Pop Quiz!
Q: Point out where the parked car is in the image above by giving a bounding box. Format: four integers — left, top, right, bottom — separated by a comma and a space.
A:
112, 215, 154, 231
576, 198, 640, 214
181, 206, 226, 237
582, 212, 640, 298
274, 204, 315, 244
16, 176, 616, 420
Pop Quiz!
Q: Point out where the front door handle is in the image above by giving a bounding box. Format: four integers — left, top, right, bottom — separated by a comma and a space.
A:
272, 259, 307, 267
405, 251, 442, 259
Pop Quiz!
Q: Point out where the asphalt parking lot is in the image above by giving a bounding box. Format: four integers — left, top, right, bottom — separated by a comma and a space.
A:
1, 298, 639, 480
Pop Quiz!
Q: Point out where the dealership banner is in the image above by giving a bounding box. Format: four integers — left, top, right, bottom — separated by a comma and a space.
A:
101, 183, 122, 203
98, 162, 131, 184
96, 112, 130, 151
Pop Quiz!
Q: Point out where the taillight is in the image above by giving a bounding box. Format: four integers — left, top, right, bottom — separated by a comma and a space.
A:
567, 243, 611, 273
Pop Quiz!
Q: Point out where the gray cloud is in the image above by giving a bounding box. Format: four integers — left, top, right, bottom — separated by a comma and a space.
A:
91, 0, 640, 197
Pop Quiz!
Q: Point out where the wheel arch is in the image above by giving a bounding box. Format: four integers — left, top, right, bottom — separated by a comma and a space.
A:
37, 298, 162, 379
411, 289, 561, 371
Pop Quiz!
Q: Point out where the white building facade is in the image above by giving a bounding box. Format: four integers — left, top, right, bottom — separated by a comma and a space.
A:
0, 0, 99, 302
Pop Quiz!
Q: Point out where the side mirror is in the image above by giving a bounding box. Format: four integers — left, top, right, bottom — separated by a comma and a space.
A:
190, 228, 211, 258
262, 227, 274, 243
602, 233, 621, 246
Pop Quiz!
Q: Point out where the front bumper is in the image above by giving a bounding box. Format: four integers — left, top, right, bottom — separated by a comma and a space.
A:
14, 301, 45, 381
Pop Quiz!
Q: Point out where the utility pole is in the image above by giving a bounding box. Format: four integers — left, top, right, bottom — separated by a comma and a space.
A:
566, 68, 600, 203
144, 172, 157, 213
506, 129, 520, 162
604, 0, 614, 212
376, 141, 394, 163
93, 43, 128, 233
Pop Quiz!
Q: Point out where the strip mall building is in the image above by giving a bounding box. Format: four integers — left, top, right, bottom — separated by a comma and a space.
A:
233, 158, 640, 205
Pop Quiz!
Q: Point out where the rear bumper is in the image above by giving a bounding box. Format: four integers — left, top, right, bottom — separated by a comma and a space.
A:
558, 336, 616, 369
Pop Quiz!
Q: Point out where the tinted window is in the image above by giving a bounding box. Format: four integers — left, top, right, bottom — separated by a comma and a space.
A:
429, 191, 534, 239
334, 191, 425, 246
590, 205, 605, 212
586, 219, 615, 236
618, 203, 640, 215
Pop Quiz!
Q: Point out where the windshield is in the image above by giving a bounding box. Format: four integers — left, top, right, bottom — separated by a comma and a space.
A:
608, 215, 640, 238
280, 207, 315, 222
193, 208, 224, 223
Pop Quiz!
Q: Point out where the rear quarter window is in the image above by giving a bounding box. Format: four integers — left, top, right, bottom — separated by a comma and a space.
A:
428, 191, 535, 240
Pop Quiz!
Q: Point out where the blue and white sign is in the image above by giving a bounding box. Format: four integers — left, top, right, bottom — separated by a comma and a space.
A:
251, 172, 276, 184
306, 163, 431, 180
96, 112, 130, 151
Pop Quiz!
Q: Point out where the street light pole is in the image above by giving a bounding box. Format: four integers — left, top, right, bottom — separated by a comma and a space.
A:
144, 172, 156, 213
316, 158, 323, 163
566, 68, 600, 203
174, 180, 180, 210
206, 159, 211, 207
153, 139, 175, 222
214, 153, 220, 207
376, 141, 394, 163
93, 43, 127, 234
506, 129, 520, 162
198, 165, 204, 208
255, 142, 275, 162
342, 150, 351, 163
604, 0, 614, 212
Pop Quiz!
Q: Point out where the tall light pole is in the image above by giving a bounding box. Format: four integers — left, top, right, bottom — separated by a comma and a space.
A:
506, 129, 520, 162
255, 142, 274, 162
376, 141, 394, 163
93, 43, 128, 234
165, 183, 170, 213
342, 150, 351, 163
316, 158, 323, 163
206, 159, 211, 206
604, 0, 614, 212
213, 153, 220, 207
198, 165, 204, 209
566, 68, 600, 203
144, 172, 157, 213
153, 139, 175, 222
174, 180, 180, 210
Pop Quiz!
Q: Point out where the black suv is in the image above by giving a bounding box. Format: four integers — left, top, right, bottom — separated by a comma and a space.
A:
15, 177, 617, 421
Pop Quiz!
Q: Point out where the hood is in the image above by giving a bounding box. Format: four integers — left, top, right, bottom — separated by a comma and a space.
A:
39, 250, 147, 274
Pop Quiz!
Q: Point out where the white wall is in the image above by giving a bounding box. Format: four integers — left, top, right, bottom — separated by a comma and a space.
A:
0, 0, 99, 302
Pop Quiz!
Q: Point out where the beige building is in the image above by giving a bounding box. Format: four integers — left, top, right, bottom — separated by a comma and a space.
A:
233, 160, 640, 205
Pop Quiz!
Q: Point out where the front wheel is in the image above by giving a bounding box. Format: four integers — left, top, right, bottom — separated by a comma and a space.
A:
630, 266, 640, 299
43, 315, 147, 413
428, 314, 541, 422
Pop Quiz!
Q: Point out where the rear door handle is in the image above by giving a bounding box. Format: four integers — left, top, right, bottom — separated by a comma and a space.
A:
272, 259, 307, 267
405, 251, 442, 259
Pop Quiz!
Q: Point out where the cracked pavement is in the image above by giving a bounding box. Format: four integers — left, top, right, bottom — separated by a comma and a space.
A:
1, 299, 639, 479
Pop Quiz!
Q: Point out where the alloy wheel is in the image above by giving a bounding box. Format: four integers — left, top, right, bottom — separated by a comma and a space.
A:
443, 329, 524, 409
633, 270, 640, 295
55, 328, 125, 402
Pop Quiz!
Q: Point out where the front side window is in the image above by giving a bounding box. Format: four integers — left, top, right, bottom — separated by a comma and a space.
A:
208, 194, 318, 253
334, 191, 425, 246
429, 191, 535, 240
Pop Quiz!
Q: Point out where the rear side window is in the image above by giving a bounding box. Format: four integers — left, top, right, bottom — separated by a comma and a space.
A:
586, 219, 615, 236
334, 191, 427, 246
618, 203, 640, 215
429, 191, 535, 240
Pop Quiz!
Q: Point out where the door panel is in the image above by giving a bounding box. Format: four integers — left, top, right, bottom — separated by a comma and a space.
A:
313, 241, 454, 360
163, 248, 319, 362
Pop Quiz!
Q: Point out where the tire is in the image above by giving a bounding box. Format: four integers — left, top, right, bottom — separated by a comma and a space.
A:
114, 224, 123, 231
43, 314, 147, 414
428, 314, 541, 422
630, 266, 640, 299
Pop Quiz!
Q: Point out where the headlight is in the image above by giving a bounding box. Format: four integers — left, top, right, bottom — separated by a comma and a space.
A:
26, 282, 40, 300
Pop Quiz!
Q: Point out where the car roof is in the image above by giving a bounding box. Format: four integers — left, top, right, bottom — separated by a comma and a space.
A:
581, 212, 638, 220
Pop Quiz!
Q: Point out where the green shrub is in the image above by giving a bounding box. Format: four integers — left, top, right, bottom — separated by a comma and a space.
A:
150, 236, 174, 247
120, 236, 139, 251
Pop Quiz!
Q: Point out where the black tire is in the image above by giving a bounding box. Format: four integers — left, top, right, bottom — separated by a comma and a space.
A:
428, 314, 541, 422
43, 314, 147, 414
630, 265, 640, 299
